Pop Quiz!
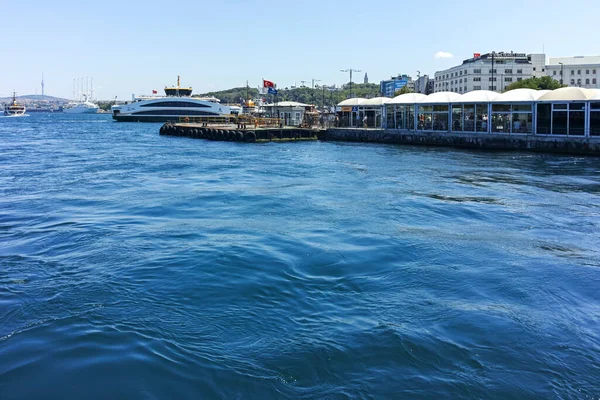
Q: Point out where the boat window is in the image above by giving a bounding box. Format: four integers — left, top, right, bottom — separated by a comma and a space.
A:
141, 101, 210, 108
131, 110, 219, 116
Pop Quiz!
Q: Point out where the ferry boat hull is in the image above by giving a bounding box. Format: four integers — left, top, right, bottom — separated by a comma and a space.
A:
111, 97, 229, 122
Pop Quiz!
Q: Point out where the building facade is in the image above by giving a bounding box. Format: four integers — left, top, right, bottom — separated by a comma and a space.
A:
546, 56, 600, 89
380, 74, 414, 97
433, 52, 546, 94
426, 80, 434, 94
414, 75, 431, 94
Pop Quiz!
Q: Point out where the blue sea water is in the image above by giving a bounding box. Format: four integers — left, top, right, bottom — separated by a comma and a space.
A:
0, 113, 599, 399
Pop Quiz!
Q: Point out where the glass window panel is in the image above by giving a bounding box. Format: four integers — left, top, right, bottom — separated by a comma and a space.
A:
452, 106, 462, 131
570, 103, 585, 111
569, 111, 585, 135
417, 113, 431, 131
590, 111, 600, 136
339, 112, 351, 127
591, 102, 600, 110
433, 113, 448, 131
552, 111, 568, 135
395, 106, 405, 129
433, 105, 448, 112
464, 104, 476, 132
536, 104, 551, 134
492, 113, 510, 133
492, 104, 511, 112
407, 106, 415, 131
475, 104, 488, 133
512, 104, 532, 112
386, 105, 395, 128
512, 113, 532, 134
419, 105, 433, 112
554, 104, 567, 110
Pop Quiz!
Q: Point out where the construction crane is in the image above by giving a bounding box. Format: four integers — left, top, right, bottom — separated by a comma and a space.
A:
300, 80, 309, 88
312, 78, 321, 89
340, 68, 361, 98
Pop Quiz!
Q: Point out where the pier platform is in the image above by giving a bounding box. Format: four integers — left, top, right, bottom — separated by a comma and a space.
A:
323, 128, 600, 156
159, 119, 600, 156
160, 122, 320, 143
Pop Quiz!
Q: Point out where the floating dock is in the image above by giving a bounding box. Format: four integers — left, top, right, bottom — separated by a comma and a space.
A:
160, 124, 319, 142
160, 116, 320, 143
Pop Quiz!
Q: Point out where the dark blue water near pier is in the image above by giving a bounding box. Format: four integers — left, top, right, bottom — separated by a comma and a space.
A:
1, 114, 599, 399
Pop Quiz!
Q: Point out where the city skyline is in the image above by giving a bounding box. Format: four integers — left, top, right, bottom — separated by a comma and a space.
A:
2, 0, 600, 99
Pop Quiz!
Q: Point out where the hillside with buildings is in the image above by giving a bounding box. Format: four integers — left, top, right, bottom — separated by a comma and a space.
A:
0, 94, 68, 103
199, 83, 380, 107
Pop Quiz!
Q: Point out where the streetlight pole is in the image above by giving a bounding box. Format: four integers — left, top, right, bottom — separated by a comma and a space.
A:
340, 68, 361, 99
559, 62, 564, 86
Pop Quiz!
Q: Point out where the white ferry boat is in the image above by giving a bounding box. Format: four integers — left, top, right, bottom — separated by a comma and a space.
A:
111, 77, 229, 122
4, 91, 26, 116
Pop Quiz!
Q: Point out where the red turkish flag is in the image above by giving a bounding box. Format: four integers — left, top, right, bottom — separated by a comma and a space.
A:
152, 90, 158, 94
474, 53, 481, 58
263, 79, 275, 88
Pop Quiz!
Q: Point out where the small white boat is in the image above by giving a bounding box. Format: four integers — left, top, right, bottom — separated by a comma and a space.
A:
4, 91, 26, 116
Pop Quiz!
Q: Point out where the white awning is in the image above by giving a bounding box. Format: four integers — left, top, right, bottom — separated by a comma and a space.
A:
458, 90, 500, 103
337, 98, 368, 106
537, 87, 596, 101
389, 93, 427, 104
417, 91, 461, 104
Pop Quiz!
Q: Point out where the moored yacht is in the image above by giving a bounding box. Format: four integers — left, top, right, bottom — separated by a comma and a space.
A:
63, 95, 99, 114
4, 91, 26, 116
111, 76, 229, 122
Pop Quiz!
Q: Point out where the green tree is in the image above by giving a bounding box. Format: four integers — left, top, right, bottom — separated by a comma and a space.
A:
197, 86, 259, 104
393, 86, 414, 96
503, 76, 565, 92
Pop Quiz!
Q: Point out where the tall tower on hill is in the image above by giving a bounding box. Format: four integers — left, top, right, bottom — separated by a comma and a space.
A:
41, 73, 45, 96
364, 72, 369, 84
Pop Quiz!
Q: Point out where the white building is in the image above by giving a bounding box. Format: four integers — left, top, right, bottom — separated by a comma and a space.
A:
434, 52, 546, 94
546, 56, 600, 89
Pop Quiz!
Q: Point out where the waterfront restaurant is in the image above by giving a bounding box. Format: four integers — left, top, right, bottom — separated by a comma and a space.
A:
342, 87, 600, 136
337, 97, 391, 128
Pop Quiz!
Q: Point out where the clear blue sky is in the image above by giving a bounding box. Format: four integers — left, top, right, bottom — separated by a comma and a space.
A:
2, 0, 599, 99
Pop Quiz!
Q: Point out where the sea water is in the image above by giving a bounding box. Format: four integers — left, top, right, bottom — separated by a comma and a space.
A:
1, 113, 599, 399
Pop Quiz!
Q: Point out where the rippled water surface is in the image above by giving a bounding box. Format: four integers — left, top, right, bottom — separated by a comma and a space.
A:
1, 113, 599, 399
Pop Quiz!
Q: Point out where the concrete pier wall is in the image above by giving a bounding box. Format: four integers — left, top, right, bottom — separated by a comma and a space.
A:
324, 129, 600, 156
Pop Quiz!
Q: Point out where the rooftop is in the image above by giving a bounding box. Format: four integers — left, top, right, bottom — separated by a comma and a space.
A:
548, 56, 600, 66
337, 87, 600, 107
